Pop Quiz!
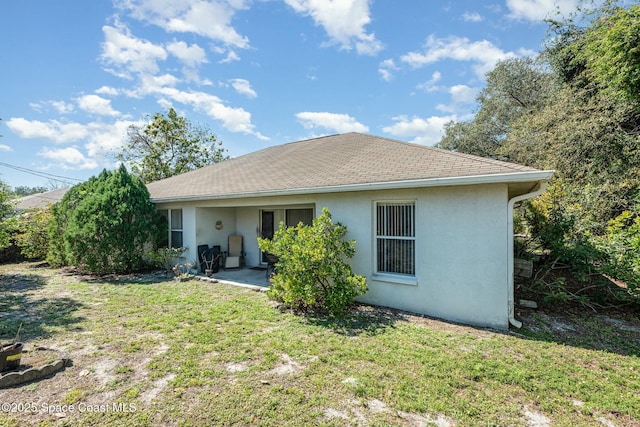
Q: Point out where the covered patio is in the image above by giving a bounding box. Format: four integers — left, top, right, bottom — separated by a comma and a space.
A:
205, 266, 272, 289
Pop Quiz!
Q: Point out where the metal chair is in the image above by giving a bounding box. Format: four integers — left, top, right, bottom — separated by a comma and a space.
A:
265, 253, 279, 280
201, 245, 222, 275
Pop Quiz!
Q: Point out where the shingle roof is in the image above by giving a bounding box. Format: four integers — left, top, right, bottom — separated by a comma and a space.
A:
147, 133, 547, 202
15, 187, 69, 211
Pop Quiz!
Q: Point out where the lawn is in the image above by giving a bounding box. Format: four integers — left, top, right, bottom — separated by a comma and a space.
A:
0, 262, 638, 426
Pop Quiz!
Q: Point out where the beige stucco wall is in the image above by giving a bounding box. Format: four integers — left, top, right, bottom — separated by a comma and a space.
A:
195, 207, 237, 250
155, 183, 510, 330
312, 184, 510, 330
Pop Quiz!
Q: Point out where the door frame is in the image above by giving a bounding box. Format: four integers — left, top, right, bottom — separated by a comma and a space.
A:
259, 210, 275, 264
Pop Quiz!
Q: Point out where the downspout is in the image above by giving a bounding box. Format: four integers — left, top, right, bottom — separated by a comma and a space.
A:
507, 182, 548, 328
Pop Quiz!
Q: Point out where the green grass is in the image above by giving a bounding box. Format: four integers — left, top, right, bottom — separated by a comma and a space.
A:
0, 263, 638, 426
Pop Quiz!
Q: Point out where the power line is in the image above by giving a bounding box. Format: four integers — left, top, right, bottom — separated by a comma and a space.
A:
0, 161, 84, 184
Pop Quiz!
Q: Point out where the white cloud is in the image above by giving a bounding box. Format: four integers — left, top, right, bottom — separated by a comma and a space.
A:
219, 50, 240, 64
120, 71, 266, 140
132, 73, 181, 97
117, 0, 250, 48
506, 0, 580, 22
77, 94, 121, 117
38, 147, 99, 170
462, 11, 483, 22
285, 0, 383, 55
229, 79, 257, 98
96, 86, 119, 96
50, 101, 75, 114
401, 35, 518, 79
29, 100, 74, 114
435, 84, 480, 113
182, 68, 213, 85
378, 59, 398, 82
7, 117, 138, 169
382, 114, 455, 145
449, 84, 478, 104
166, 40, 207, 68
156, 87, 268, 139
6, 118, 90, 143
0, 144, 12, 152
295, 112, 369, 133
416, 71, 442, 92
518, 47, 539, 58
100, 23, 168, 78
84, 120, 137, 159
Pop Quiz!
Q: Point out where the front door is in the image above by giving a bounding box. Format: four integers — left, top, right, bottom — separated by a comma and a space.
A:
260, 210, 274, 263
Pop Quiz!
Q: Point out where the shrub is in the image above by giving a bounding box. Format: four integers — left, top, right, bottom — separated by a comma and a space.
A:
598, 210, 640, 298
48, 165, 163, 274
258, 208, 367, 316
0, 180, 15, 251
521, 181, 638, 307
146, 247, 187, 272
47, 180, 93, 267
13, 208, 52, 260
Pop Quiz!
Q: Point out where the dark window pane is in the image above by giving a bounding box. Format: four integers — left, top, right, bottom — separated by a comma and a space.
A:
377, 239, 415, 275
171, 231, 183, 249
286, 208, 314, 227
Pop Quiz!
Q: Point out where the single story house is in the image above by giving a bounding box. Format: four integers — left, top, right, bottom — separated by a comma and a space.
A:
146, 133, 554, 330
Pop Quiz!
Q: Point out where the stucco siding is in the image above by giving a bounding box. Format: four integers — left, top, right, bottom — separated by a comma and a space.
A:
196, 207, 237, 251
315, 184, 510, 330
236, 206, 261, 266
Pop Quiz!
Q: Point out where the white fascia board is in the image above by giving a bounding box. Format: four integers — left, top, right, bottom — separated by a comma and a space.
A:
149, 170, 555, 204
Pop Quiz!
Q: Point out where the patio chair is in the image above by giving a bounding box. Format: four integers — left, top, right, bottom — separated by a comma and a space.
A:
225, 235, 244, 269
265, 253, 279, 280
201, 245, 222, 275
197, 244, 209, 273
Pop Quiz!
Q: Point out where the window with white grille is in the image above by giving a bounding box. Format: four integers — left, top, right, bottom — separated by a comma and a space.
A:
375, 202, 415, 276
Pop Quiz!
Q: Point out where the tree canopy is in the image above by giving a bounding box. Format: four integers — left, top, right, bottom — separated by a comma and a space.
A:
581, 4, 640, 104
118, 108, 228, 183
13, 186, 49, 197
439, 57, 556, 159
437, 0, 640, 305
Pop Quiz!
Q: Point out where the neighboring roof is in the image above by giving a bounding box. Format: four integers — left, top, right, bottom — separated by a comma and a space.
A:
147, 133, 553, 202
15, 187, 69, 211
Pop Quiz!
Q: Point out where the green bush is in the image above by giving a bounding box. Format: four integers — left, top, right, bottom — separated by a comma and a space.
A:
48, 165, 163, 274
598, 210, 640, 297
258, 208, 367, 316
13, 208, 52, 260
524, 182, 606, 276
0, 180, 15, 251
522, 181, 638, 306
146, 247, 187, 272
47, 180, 91, 267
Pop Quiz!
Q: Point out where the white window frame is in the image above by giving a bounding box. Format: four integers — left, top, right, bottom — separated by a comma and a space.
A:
374, 201, 417, 283
158, 209, 183, 249
169, 209, 183, 249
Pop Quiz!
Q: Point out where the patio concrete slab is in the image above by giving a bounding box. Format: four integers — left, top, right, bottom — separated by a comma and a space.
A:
206, 267, 271, 288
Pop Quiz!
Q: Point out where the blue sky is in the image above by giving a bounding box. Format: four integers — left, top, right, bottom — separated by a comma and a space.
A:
0, 0, 581, 189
